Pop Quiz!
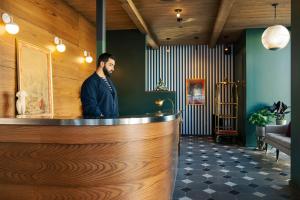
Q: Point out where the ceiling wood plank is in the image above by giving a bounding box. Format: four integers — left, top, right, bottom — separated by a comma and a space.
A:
209, 0, 236, 47
119, 0, 158, 48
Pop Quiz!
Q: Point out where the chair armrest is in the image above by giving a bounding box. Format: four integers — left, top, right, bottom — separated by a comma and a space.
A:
265, 124, 288, 135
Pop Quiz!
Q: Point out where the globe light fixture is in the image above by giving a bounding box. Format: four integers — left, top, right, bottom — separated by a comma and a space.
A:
84, 50, 93, 63
54, 36, 66, 53
2, 13, 20, 35
261, 3, 290, 50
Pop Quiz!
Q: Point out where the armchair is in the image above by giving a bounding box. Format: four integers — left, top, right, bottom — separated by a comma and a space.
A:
264, 124, 291, 161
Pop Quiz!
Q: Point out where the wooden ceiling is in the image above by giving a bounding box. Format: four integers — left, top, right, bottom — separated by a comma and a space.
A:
223, 0, 291, 43
64, 0, 136, 30
64, 0, 291, 46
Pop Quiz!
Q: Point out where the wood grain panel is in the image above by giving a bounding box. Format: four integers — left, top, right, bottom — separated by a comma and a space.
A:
53, 75, 83, 117
64, 0, 136, 30
0, 120, 177, 144
53, 97, 82, 118
209, 0, 236, 47
0, 66, 16, 117
63, 0, 291, 44
0, 31, 16, 117
0, 1, 96, 118
107, 0, 136, 30
222, 0, 291, 43
0, 170, 171, 200
78, 16, 97, 53
0, 120, 179, 199
0, 0, 80, 45
0, 32, 15, 68
133, 0, 219, 45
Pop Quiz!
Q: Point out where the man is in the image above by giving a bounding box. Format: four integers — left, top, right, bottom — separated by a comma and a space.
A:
80, 53, 119, 118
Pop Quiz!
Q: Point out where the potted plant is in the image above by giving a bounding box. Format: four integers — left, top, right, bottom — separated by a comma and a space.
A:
269, 101, 290, 125
249, 108, 273, 150
249, 108, 273, 136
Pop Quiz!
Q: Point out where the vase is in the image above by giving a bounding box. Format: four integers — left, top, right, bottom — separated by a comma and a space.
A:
276, 119, 287, 125
256, 126, 265, 137
256, 126, 266, 151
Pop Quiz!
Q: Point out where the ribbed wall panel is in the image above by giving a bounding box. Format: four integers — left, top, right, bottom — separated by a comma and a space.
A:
146, 45, 234, 135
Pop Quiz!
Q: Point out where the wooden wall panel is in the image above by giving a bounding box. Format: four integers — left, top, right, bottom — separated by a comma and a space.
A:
53, 76, 83, 117
0, 67, 16, 117
78, 16, 97, 53
0, 1, 96, 118
0, 33, 16, 117
0, 0, 80, 45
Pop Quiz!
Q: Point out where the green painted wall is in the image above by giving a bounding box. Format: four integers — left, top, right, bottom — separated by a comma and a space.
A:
291, 0, 300, 187
245, 29, 291, 147
106, 30, 175, 116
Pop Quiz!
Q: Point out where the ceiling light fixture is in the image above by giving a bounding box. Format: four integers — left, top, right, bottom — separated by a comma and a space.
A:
84, 50, 93, 63
54, 36, 66, 53
261, 3, 290, 50
2, 13, 20, 35
175, 9, 183, 22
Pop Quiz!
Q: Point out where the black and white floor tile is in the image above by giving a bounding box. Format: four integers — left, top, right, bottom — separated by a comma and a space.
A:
173, 136, 300, 200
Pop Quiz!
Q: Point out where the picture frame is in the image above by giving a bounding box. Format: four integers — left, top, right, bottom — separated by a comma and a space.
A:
17, 40, 53, 117
186, 79, 205, 105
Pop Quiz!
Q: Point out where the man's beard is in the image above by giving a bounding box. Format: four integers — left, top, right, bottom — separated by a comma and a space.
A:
103, 66, 111, 77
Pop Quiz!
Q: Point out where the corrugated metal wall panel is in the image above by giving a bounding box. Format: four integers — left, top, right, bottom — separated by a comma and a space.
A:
146, 44, 234, 135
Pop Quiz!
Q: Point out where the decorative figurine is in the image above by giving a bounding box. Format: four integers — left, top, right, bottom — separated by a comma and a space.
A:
155, 78, 169, 91
16, 90, 28, 115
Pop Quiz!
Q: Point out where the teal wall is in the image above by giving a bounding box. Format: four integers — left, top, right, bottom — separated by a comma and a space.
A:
245, 29, 291, 147
291, 0, 300, 187
106, 30, 175, 116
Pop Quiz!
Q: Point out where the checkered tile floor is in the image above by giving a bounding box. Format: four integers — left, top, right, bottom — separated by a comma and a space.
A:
172, 136, 300, 200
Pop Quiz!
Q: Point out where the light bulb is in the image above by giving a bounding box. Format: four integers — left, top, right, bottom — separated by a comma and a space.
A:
176, 13, 180, 18
85, 55, 93, 63
5, 23, 19, 35
56, 43, 66, 52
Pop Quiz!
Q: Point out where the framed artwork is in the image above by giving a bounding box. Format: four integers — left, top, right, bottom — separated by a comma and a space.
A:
186, 79, 205, 105
17, 40, 53, 117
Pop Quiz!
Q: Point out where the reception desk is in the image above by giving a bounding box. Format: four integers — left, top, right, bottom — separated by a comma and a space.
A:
0, 113, 180, 200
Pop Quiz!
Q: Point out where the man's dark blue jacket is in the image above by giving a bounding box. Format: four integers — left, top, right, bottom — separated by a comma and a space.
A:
80, 72, 119, 118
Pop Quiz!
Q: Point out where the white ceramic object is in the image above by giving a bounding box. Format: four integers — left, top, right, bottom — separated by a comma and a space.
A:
276, 119, 287, 125
256, 126, 266, 137
16, 90, 28, 115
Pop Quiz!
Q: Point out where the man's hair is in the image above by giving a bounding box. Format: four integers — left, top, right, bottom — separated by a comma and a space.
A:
97, 53, 115, 68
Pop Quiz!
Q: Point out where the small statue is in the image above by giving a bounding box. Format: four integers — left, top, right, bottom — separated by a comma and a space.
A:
16, 90, 28, 115
155, 78, 169, 91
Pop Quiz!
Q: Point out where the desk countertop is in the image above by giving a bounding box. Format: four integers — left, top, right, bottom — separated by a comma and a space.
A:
0, 112, 181, 126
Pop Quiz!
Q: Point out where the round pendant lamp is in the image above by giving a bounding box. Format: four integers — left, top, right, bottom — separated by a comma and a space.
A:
261, 3, 290, 50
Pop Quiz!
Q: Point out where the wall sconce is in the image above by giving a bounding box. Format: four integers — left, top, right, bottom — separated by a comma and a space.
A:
175, 9, 183, 22
84, 50, 93, 63
1, 13, 20, 35
54, 36, 66, 53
